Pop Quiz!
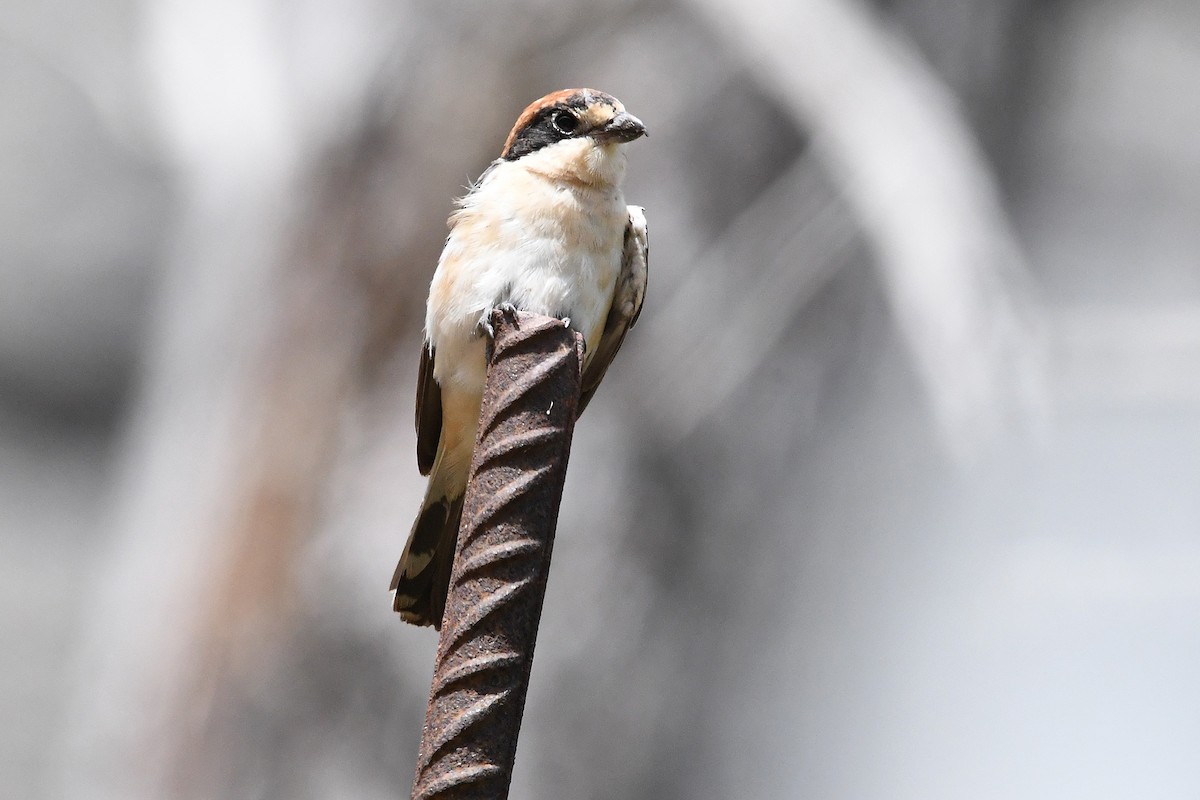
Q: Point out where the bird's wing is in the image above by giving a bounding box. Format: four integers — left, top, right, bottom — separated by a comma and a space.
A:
415, 343, 441, 475
579, 205, 649, 415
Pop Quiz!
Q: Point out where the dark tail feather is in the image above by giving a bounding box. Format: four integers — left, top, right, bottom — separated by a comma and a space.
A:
390, 494, 464, 629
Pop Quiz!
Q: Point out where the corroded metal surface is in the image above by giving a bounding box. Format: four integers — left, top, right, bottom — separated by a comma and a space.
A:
411, 309, 583, 800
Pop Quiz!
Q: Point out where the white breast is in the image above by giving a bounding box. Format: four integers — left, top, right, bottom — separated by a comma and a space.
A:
426, 151, 629, 395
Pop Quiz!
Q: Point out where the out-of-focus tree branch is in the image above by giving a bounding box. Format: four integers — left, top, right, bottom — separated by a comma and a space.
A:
629, 153, 861, 441
682, 0, 1047, 455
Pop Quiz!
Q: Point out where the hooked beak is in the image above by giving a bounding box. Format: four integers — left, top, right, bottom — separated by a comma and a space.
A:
593, 111, 647, 144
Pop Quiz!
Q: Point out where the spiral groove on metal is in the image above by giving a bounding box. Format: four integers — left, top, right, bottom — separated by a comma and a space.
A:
411, 310, 583, 800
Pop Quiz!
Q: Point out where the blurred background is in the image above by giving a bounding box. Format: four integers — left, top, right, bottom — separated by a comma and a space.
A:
4, 0, 1199, 797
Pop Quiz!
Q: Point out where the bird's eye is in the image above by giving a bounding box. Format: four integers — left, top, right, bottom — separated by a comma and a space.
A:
549, 110, 579, 135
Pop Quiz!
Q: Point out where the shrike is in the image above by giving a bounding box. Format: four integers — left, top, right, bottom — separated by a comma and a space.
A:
391, 89, 649, 628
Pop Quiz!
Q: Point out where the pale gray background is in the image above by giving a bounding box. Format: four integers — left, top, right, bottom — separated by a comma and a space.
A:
3, 0, 1198, 798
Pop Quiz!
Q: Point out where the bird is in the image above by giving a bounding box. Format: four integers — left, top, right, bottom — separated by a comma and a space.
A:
390, 88, 649, 628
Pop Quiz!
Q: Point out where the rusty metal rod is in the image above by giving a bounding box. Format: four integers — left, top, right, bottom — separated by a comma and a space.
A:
411, 309, 584, 800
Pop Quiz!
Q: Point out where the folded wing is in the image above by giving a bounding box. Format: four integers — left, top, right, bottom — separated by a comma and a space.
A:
579, 205, 649, 414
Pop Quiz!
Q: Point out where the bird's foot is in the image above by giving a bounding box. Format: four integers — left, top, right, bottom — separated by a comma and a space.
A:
477, 303, 519, 340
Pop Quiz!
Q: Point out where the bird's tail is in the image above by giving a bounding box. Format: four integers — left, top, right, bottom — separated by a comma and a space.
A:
390, 481, 465, 629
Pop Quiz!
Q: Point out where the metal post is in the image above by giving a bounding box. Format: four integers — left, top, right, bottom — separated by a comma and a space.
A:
411, 309, 584, 800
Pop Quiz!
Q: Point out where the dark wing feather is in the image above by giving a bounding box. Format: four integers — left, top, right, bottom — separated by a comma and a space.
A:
579, 206, 649, 415
390, 493, 463, 628
415, 343, 441, 475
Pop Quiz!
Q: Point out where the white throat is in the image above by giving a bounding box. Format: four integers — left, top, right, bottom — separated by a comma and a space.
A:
518, 138, 629, 188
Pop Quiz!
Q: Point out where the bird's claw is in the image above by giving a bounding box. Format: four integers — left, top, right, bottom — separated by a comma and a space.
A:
478, 303, 519, 340
476, 315, 495, 340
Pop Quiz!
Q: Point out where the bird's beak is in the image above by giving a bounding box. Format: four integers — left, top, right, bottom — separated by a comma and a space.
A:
593, 111, 647, 143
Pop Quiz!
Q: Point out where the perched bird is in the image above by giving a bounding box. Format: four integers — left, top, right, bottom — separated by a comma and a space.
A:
391, 89, 649, 627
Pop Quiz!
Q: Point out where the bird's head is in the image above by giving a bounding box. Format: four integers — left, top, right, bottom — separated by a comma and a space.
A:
500, 89, 646, 186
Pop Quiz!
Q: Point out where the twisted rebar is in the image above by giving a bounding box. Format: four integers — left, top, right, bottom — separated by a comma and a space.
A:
411, 309, 583, 800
